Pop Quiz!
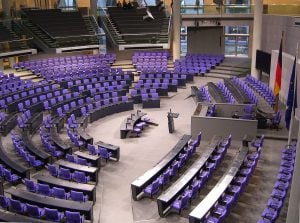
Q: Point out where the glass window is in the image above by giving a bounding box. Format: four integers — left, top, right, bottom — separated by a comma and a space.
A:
224, 25, 249, 57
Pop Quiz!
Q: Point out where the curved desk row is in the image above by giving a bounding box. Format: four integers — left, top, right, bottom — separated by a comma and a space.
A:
6, 187, 93, 221
189, 145, 249, 223
55, 160, 99, 183
0, 208, 52, 223
0, 113, 17, 136
224, 79, 250, 104
50, 127, 73, 154
157, 135, 223, 217
33, 173, 96, 203
21, 130, 52, 163
95, 140, 120, 161
0, 137, 30, 179
131, 134, 192, 200
90, 100, 134, 123
207, 82, 227, 103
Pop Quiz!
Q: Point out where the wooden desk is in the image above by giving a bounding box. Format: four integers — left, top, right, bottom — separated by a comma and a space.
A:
131, 134, 191, 200
77, 127, 93, 144
55, 160, 99, 183
50, 128, 72, 154
34, 173, 96, 203
74, 151, 101, 168
120, 111, 146, 139
157, 136, 222, 217
6, 187, 93, 221
95, 140, 120, 161
189, 145, 249, 223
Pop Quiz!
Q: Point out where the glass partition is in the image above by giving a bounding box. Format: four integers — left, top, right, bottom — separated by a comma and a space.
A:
224, 25, 249, 57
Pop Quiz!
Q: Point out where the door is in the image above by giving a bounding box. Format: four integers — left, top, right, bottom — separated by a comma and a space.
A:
187, 26, 224, 55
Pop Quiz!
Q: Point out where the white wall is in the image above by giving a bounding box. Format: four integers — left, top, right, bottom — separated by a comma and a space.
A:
269, 50, 300, 119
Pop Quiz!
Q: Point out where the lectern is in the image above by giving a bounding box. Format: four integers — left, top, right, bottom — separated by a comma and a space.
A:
167, 109, 179, 133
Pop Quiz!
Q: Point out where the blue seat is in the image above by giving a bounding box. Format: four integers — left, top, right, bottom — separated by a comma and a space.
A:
23, 178, 37, 192
98, 147, 112, 162
186, 180, 199, 201
66, 154, 76, 163
46, 164, 59, 177
53, 187, 70, 199
70, 190, 88, 202
73, 171, 90, 184
10, 198, 27, 214
26, 203, 45, 218
220, 193, 234, 208
3, 169, 20, 184
66, 211, 85, 223
213, 204, 227, 221
37, 183, 53, 196
144, 178, 160, 198
274, 181, 289, 191
158, 168, 171, 187
261, 207, 278, 222
0, 195, 10, 210
267, 198, 283, 211
171, 192, 189, 214
88, 144, 98, 155
28, 155, 44, 168
271, 188, 286, 200
59, 168, 73, 181
44, 207, 65, 222
77, 157, 90, 166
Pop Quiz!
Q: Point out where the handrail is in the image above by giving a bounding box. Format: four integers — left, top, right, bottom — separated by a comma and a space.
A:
98, 7, 117, 46
91, 15, 101, 36
0, 38, 33, 44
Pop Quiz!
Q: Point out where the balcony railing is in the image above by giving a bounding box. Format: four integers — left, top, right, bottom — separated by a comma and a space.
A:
180, 4, 300, 16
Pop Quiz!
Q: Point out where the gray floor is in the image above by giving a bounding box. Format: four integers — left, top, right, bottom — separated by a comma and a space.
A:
2, 59, 291, 223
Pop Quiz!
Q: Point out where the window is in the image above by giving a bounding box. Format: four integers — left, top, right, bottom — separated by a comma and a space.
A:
224, 26, 249, 57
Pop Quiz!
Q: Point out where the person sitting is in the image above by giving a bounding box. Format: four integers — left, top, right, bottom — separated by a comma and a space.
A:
232, 111, 240, 119
127, 1, 133, 9
117, 0, 122, 7
132, 0, 139, 8
122, 0, 128, 9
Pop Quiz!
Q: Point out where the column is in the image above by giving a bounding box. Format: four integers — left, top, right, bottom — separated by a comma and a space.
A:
90, 0, 98, 18
250, 0, 263, 79
0, 59, 4, 71
286, 122, 300, 223
1, 0, 10, 18
172, 0, 181, 61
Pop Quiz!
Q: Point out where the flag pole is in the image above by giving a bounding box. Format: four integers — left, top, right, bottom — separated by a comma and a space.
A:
287, 42, 299, 146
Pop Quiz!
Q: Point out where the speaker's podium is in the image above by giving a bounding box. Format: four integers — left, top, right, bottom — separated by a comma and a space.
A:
168, 109, 179, 133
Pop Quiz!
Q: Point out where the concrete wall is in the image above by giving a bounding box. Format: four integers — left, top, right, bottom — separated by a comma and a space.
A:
261, 15, 300, 56
191, 103, 258, 141
191, 116, 257, 141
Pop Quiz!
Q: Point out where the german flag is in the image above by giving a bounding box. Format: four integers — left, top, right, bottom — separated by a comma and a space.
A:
274, 37, 283, 96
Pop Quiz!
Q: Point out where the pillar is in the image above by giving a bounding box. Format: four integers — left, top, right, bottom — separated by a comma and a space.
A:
8, 57, 15, 68
1, 0, 10, 18
0, 59, 3, 70
90, 0, 98, 18
286, 122, 300, 223
172, 0, 181, 61
250, 0, 263, 79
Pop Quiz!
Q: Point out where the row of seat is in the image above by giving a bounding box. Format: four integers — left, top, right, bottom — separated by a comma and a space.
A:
143, 133, 202, 198
244, 75, 276, 107
23, 178, 89, 202
231, 77, 258, 105
11, 131, 44, 169
170, 136, 231, 215
199, 86, 212, 103
46, 164, 91, 184
204, 145, 262, 223
216, 81, 236, 104
0, 195, 84, 223
0, 164, 21, 184
40, 126, 65, 158
258, 142, 296, 223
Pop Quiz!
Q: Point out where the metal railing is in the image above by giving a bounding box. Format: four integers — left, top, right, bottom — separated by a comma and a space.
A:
180, 4, 300, 16
98, 6, 172, 45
